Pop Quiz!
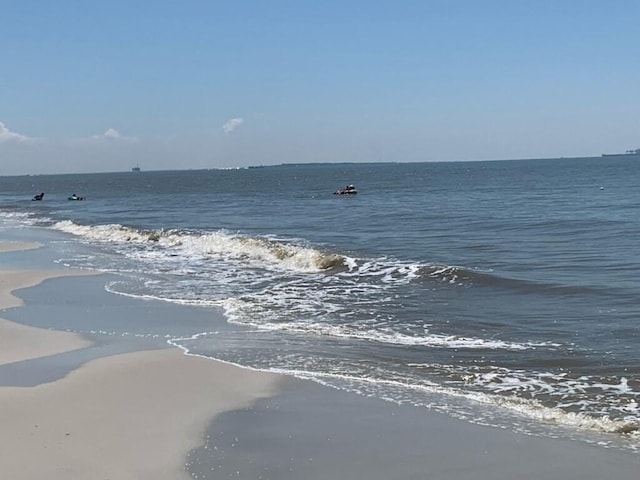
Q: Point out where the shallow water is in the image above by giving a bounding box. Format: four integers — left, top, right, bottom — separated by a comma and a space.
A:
2, 156, 639, 449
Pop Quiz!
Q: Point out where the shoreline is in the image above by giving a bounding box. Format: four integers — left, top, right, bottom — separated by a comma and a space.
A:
0, 241, 41, 254
2, 239, 640, 479
0, 348, 281, 479
191, 379, 640, 480
0, 266, 94, 365
0, 241, 283, 479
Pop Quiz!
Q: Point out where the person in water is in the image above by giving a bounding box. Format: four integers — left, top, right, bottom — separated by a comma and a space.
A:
335, 184, 356, 194
32, 192, 44, 201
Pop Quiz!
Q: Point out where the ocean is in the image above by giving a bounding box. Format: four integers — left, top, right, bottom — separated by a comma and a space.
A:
1, 157, 639, 451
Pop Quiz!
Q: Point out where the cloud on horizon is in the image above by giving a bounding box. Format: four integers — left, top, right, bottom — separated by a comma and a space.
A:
0, 121, 30, 144
222, 117, 243, 134
103, 128, 121, 139
89, 128, 138, 143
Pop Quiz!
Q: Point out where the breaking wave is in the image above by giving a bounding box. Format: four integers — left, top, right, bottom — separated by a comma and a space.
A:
53, 219, 564, 355
53, 220, 345, 273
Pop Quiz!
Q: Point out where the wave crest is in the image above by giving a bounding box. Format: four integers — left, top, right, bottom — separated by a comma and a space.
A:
53, 220, 344, 272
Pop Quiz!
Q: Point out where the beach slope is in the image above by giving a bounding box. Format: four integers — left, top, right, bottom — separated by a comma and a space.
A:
0, 243, 281, 479
0, 349, 280, 480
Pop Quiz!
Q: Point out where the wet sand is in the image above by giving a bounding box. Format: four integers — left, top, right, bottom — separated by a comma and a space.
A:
0, 348, 281, 480
191, 380, 640, 480
0, 266, 93, 365
0, 242, 282, 479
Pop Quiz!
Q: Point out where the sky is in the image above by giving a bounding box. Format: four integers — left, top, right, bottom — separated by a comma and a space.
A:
2, 0, 640, 175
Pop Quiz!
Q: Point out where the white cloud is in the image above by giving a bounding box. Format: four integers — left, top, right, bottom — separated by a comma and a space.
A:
0, 121, 29, 143
88, 128, 137, 143
103, 128, 121, 139
222, 117, 244, 134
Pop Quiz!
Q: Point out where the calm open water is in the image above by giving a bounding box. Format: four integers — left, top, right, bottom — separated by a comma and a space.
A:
1, 157, 639, 450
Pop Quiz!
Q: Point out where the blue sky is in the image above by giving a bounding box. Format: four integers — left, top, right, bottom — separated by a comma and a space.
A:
2, 1, 640, 174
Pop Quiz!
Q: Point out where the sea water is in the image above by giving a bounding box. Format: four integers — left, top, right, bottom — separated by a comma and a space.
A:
1, 157, 639, 450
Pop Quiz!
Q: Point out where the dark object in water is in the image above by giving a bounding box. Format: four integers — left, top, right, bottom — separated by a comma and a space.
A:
334, 184, 358, 195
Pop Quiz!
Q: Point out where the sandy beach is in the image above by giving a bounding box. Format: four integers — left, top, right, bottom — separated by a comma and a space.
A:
0, 349, 280, 480
0, 242, 282, 479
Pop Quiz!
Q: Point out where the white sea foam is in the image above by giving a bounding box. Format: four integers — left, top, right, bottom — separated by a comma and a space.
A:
372, 361, 640, 442
222, 297, 557, 351
0, 210, 40, 228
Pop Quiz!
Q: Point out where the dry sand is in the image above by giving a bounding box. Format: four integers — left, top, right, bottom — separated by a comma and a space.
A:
0, 243, 282, 479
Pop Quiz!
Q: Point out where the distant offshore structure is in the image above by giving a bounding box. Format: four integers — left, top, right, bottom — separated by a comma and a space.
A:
132, 164, 141, 172
601, 148, 640, 157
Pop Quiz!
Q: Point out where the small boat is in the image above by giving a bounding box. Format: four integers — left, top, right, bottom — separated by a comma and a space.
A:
68, 194, 85, 201
132, 164, 141, 172
334, 184, 358, 195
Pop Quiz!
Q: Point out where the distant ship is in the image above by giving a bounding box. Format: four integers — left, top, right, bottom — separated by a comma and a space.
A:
601, 148, 640, 157
132, 164, 141, 172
